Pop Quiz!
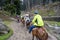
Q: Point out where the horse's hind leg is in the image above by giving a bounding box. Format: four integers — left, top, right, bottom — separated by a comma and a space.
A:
32, 35, 34, 40
36, 37, 39, 40
38, 38, 41, 40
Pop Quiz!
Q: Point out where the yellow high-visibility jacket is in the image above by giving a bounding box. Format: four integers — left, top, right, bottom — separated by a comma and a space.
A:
32, 14, 44, 27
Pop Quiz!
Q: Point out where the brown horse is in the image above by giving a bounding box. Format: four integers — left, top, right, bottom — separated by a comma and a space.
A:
21, 19, 25, 24
21, 18, 31, 29
26, 21, 31, 29
32, 27, 48, 40
21, 17, 25, 24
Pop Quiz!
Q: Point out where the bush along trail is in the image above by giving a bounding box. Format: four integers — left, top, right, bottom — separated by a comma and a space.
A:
0, 18, 13, 40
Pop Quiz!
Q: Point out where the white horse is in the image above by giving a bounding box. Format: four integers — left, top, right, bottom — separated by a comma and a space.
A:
24, 14, 31, 29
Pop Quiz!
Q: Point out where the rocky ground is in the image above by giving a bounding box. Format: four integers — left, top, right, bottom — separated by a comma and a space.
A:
45, 22, 60, 40
7, 18, 57, 40
0, 16, 58, 40
0, 19, 10, 35
0, 13, 58, 40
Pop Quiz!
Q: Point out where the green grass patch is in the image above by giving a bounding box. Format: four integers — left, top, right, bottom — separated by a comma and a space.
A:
0, 10, 11, 16
31, 9, 55, 16
0, 29, 13, 40
47, 9, 55, 16
0, 21, 13, 40
3, 21, 11, 26
45, 21, 60, 26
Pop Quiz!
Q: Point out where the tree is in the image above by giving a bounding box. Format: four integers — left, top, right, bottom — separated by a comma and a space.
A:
3, 0, 21, 16
14, 0, 21, 15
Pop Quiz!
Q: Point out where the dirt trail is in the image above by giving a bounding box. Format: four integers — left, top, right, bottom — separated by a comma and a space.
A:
8, 21, 32, 40
8, 20, 57, 40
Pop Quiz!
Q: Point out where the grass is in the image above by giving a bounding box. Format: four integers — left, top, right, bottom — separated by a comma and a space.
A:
45, 21, 60, 26
47, 9, 55, 16
0, 21, 13, 40
0, 10, 13, 40
0, 10, 11, 16
31, 9, 55, 16
3, 21, 11, 26
45, 21, 60, 40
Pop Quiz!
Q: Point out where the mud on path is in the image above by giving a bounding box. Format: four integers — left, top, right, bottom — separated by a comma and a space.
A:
8, 20, 57, 40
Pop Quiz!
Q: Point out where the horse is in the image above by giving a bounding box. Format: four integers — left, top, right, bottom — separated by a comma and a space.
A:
32, 27, 48, 40
21, 16, 31, 28
21, 17, 31, 29
26, 20, 31, 29
21, 18, 25, 24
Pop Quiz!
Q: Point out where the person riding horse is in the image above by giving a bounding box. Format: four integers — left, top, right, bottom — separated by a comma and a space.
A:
29, 10, 44, 33
24, 14, 30, 24
21, 14, 31, 27
24, 14, 31, 29
29, 10, 48, 40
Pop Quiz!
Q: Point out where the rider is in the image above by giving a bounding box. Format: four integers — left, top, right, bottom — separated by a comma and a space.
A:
29, 10, 44, 33
24, 14, 30, 23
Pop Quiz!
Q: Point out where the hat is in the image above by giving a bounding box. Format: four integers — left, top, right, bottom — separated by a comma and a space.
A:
25, 14, 29, 16
34, 10, 38, 14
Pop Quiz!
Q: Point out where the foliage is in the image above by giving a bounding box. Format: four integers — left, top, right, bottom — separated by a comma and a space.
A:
12, 0, 21, 15
31, 9, 55, 16
3, 0, 21, 16
4, 4, 16, 12
0, 21, 13, 40
47, 9, 55, 16
45, 21, 60, 26
4, 0, 11, 4
0, 28, 13, 40
4, 4, 16, 15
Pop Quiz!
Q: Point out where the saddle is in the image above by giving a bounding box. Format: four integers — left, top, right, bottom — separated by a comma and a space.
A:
32, 27, 48, 40
32, 27, 46, 36
37, 28, 45, 36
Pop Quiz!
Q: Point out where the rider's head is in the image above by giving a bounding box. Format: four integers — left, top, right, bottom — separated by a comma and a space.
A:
34, 10, 38, 14
25, 14, 29, 17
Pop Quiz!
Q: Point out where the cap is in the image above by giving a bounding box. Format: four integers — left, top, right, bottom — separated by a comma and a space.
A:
34, 10, 38, 14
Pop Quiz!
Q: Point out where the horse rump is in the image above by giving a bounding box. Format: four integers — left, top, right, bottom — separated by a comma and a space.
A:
32, 27, 48, 40
37, 28, 48, 40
